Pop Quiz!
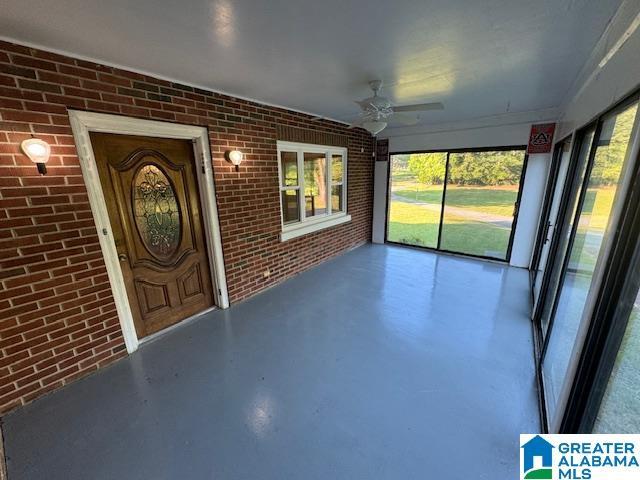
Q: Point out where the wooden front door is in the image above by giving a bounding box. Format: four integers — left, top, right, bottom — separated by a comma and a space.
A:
91, 133, 214, 338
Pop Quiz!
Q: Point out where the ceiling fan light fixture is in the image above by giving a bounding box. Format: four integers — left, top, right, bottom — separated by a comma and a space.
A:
351, 80, 444, 135
362, 120, 387, 135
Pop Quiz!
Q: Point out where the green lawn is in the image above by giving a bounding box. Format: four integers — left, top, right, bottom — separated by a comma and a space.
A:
580, 186, 616, 230
550, 186, 637, 434
387, 200, 511, 258
595, 304, 640, 432
393, 183, 519, 216
439, 218, 510, 257
389, 181, 617, 261
387, 201, 441, 248
567, 186, 617, 271
388, 183, 517, 258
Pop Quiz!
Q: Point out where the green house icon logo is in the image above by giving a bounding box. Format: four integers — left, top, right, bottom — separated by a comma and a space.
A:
521, 435, 554, 479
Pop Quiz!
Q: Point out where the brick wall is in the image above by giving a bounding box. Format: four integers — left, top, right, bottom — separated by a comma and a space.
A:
0, 41, 374, 415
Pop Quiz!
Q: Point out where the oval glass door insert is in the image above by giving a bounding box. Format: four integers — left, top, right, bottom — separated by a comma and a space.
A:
132, 164, 181, 259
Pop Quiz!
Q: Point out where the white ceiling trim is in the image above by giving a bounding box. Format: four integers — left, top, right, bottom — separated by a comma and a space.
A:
557, 0, 632, 117
0, 35, 350, 126
379, 107, 559, 139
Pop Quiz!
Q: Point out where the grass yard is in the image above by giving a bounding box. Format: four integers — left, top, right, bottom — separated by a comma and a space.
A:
578, 186, 616, 230
595, 302, 640, 432
393, 183, 519, 217
388, 182, 517, 258
567, 186, 617, 271
387, 201, 441, 248
387, 200, 512, 258
388, 179, 617, 262
439, 218, 510, 257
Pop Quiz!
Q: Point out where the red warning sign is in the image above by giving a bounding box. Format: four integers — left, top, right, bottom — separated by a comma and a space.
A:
527, 123, 556, 154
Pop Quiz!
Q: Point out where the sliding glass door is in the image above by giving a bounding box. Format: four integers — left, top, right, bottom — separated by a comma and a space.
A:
536, 129, 594, 340
593, 286, 640, 433
540, 99, 639, 425
386, 153, 446, 248
386, 148, 526, 261
439, 149, 526, 259
531, 138, 572, 309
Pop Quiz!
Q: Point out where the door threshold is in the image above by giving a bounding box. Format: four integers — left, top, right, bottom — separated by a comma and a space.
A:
385, 241, 510, 266
139, 306, 217, 347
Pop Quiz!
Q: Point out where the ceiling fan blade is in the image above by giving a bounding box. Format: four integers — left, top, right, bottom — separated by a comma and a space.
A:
393, 102, 444, 112
389, 112, 420, 126
354, 100, 371, 110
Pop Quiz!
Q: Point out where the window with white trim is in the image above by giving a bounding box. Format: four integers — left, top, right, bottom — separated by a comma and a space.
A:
277, 141, 350, 241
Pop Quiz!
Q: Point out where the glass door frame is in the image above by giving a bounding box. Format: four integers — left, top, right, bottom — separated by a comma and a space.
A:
529, 87, 640, 432
528, 134, 576, 432
536, 122, 601, 360
529, 125, 596, 432
384, 145, 529, 263
529, 135, 573, 305
558, 90, 640, 433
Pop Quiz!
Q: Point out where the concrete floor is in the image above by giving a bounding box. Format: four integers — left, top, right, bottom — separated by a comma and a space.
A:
2, 244, 539, 480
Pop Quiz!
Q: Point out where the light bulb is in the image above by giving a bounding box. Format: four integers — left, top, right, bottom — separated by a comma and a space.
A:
21, 138, 51, 164
21, 138, 51, 175
362, 120, 387, 135
228, 150, 243, 166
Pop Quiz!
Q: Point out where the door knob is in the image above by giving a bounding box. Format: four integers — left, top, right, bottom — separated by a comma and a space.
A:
118, 253, 128, 262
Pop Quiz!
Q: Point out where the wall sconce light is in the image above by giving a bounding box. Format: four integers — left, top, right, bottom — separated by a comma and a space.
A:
226, 150, 243, 171
21, 138, 51, 175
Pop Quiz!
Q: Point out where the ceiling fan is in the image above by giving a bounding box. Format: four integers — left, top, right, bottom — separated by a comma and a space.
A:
350, 80, 444, 135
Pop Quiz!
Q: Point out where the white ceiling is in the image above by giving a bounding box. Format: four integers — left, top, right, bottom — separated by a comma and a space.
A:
1, 0, 623, 126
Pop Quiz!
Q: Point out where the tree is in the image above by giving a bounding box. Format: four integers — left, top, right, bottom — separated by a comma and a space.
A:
590, 105, 637, 186
406, 150, 525, 186
407, 153, 446, 184
450, 150, 525, 185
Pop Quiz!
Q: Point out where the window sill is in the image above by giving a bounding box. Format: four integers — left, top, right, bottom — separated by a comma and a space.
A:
281, 213, 351, 242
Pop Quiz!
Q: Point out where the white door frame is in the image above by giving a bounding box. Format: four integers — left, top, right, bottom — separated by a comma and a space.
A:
69, 110, 229, 354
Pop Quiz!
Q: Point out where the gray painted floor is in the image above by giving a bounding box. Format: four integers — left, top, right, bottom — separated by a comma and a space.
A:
2, 244, 539, 480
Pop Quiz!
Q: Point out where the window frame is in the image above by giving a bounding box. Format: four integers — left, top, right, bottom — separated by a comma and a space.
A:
384, 145, 528, 262
276, 141, 350, 241
554, 91, 640, 433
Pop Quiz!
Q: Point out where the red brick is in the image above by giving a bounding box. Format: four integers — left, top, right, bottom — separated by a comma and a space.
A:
0, 74, 16, 88
36, 71, 81, 87
11, 54, 57, 72
8, 206, 54, 218
23, 101, 68, 115
0, 110, 50, 124
15, 305, 61, 324
62, 86, 101, 100
85, 100, 120, 113
0, 40, 373, 417
0, 381, 39, 407
97, 73, 131, 87
57, 64, 98, 80
0, 286, 31, 302
45, 93, 86, 109
0, 98, 23, 109
0, 64, 37, 79
17, 78, 62, 94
